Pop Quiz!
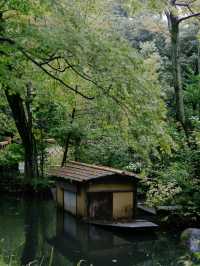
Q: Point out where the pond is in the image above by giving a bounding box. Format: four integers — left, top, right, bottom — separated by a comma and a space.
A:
0, 196, 188, 266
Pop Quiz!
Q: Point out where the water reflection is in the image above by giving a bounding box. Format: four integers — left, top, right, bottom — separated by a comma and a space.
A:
20, 199, 56, 266
49, 211, 158, 266
21, 200, 39, 265
0, 197, 186, 266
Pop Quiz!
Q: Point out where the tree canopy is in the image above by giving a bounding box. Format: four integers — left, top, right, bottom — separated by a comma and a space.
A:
0, 0, 200, 220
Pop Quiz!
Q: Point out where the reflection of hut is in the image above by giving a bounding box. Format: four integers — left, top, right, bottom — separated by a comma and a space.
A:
49, 161, 139, 221
48, 211, 157, 266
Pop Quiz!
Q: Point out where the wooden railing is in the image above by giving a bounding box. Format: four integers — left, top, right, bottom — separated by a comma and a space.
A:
0, 138, 12, 150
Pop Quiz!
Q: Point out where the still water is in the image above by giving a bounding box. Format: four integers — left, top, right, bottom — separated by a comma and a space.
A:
0, 196, 187, 266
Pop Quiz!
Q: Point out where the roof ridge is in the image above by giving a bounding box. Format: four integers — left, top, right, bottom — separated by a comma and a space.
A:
69, 160, 137, 177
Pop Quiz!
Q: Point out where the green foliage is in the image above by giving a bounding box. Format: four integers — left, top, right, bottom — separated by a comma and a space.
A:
0, 92, 16, 139
0, 0, 173, 170
146, 179, 182, 207
111, 1, 200, 222
0, 144, 23, 166
79, 132, 133, 168
145, 157, 200, 217
29, 178, 54, 191
179, 252, 200, 266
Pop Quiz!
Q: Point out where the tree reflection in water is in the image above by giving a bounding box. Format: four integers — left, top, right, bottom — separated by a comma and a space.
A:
21, 200, 39, 265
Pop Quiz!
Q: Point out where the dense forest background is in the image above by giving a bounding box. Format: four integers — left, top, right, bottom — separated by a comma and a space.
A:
0, 0, 200, 220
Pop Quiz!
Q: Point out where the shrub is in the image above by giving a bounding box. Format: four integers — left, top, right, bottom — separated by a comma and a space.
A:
0, 144, 23, 167
145, 161, 200, 218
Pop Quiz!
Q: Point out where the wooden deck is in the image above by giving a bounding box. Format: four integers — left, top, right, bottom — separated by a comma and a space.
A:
88, 219, 159, 230
137, 203, 157, 215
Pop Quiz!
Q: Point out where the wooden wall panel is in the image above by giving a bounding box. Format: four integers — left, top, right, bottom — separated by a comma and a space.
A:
87, 183, 133, 193
77, 187, 87, 217
113, 192, 133, 220
57, 186, 64, 207
64, 191, 77, 215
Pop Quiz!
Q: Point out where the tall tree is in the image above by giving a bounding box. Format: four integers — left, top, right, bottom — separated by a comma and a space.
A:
124, 0, 200, 132
165, 0, 200, 132
5, 88, 39, 179
0, 0, 94, 179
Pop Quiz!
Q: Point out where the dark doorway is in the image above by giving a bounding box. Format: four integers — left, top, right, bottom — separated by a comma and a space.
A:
88, 192, 113, 221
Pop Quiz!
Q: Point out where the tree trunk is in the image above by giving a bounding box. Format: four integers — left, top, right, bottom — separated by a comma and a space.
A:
61, 132, 71, 166
39, 129, 45, 178
5, 89, 39, 180
197, 42, 200, 121
74, 138, 81, 161
61, 107, 76, 166
168, 13, 186, 128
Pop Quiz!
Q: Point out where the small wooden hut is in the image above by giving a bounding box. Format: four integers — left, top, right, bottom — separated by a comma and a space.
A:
49, 161, 139, 221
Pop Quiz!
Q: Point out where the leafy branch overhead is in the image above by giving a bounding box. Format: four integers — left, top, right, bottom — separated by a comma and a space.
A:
0, 35, 94, 99
0, 0, 176, 178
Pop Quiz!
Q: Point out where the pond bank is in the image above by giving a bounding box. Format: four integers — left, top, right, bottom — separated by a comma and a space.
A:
0, 170, 53, 198
138, 204, 200, 231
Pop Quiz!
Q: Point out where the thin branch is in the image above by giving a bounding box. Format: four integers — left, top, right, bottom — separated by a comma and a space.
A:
63, 64, 131, 115
0, 36, 94, 100
30, 52, 107, 93
185, 4, 200, 22
65, 58, 92, 78
46, 64, 73, 72
175, 2, 190, 7
39, 56, 77, 72
0, 35, 132, 113
39, 56, 63, 66
64, 58, 107, 91
20, 49, 94, 100
0, 36, 15, 44
178, 12, 200, 23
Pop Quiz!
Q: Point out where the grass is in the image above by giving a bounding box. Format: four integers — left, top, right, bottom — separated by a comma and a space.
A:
0, 248, 55, 266
0, 254, 87, 266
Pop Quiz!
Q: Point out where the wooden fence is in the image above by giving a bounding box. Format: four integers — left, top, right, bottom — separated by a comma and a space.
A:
0, 137, 12, 150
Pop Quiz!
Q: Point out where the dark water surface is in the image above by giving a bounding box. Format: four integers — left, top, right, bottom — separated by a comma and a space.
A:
0, 196, 187, 266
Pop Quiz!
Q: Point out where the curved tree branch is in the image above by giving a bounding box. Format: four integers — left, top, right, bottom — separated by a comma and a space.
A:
178, 12, 200, 23
0, 36, 94, 100
20, 49, 94, 100
1, 35, 131, 112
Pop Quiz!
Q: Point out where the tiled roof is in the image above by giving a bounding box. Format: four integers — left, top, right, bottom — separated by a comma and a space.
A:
48, 161, 138, 182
